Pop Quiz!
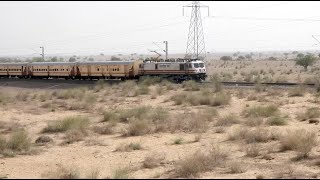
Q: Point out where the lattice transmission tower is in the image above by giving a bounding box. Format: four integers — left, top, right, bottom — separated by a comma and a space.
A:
183, 1, 209, 60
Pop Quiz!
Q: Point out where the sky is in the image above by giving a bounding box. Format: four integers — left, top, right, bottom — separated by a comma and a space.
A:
1, 1, 320, 57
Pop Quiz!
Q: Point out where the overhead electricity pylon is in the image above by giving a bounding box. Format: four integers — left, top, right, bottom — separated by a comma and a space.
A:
183, 1, 209, 60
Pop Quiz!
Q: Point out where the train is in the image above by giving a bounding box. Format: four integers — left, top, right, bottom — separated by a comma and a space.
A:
0, 58, 207, 82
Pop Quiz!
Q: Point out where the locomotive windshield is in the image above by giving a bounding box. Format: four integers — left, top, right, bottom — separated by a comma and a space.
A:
193, 63, 204, 68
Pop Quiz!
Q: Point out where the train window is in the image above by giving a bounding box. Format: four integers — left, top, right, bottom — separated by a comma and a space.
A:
97, 68, 99, 71
194, 63, 199, 68
179, 64, 185, 71
67, 69, 69, 71
117, 68, 119, 71
188, 64, 192, 68
199, 63, 204, 68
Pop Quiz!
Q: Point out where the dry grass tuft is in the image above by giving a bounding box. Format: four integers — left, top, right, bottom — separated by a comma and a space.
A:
288, 85, 306, 97
245, 143, 261, 157
172, 146, 228, 178
296, 107, 320, 121
112, 167, 131, 179
280, 129, 317, 158
215, 115, 239, 127
182, 80, 200, 91
229, 161, 247, 173
142, 152, 165, 169
42, 116, 89, 133
115, 142, 142, 152
243, 105, 279, 118
266, 115, 287, 126
43, 164, 80, 179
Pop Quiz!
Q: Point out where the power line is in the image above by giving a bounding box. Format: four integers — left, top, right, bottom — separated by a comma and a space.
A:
207, 16, 320, 22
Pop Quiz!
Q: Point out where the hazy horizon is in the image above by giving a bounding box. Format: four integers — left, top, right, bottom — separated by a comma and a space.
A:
1, 1, 320, 57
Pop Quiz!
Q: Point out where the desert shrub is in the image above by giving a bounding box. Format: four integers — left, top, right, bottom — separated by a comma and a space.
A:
56, 89, 85, 100
288, 85, 305, 97
15, 92, 29, 101
42, 116, 89, 133
84, 94, 97, 104
112, 168, 131, 179
93, 124, 114, 135
228, 126, 249, 141
94, 79, 106, 92
0, 93, 11, 104
68, 102, 90, 110
123, 119, 151, 136
149, 107, 170, 132
64, 129, 87, 144
143, 153, 165, 169
149, 107, 169, 122
243, 105, 279, 118
245, 128, 273, 143
0, 136, 6, 152
246, 143, 261, 157
182, 80, 200, 91
43, 165, 80, 179
139, 76, 162, 86
173, 146, 227, 178
215, 126, 226, 133
229, 161, 246, 173
173, 138, 184, 145
280, 129, 317, 158
115, 142, 142, 152
117, 106, 149, 122
210, 92, 231, 106
135, 85, 149, 95
296, 107, 320, 121
102, 111, 118, 122
171, 93, 187, 105
254, 83, 267, 92
6, 130, 31, 152
245, 117, 264, 127
215, 115, 239, 127
267, 115, 287, 126
201, 108, 219, 122
169, 113, 209, 133
210, 74, 223, 92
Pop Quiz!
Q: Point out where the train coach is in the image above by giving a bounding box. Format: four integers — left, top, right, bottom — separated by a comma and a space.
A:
0, 63, 28, 78
76, 60, 142, 80
29, 62, 76, 79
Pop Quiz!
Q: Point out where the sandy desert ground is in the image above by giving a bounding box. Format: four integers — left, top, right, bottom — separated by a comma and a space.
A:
0, 60, 319, 179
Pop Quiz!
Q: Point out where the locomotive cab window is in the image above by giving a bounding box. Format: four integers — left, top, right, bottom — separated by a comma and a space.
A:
179, 64, 185, 71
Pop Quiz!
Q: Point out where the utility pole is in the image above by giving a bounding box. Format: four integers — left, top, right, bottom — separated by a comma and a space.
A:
40, 46, 44, 61
163, 41, 168, 60
183, 1, 209, 60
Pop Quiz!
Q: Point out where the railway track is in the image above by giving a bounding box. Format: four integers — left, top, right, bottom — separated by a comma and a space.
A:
0, 78, 317, 89
218, 81, 316, 87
